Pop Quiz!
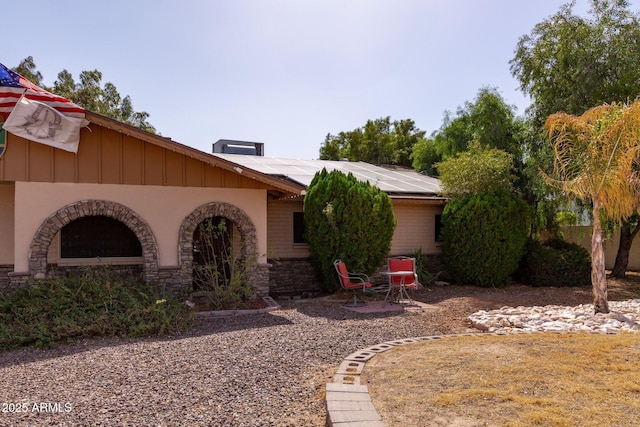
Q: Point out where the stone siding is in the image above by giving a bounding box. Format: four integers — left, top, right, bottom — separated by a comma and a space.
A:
156, 266, 185, 298
10, 199, 267, 301
268, 258, 322, 298
0, 265, 15, 294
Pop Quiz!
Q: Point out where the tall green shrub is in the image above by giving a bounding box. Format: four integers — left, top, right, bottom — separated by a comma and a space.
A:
442, 190, 531, 287
304, 168, 396, 292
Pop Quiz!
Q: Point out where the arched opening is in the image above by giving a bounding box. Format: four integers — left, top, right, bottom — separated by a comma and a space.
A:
179, 202, 264, 298
29, 200, 158, 282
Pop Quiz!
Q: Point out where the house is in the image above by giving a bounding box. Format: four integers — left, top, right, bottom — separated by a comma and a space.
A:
0, 114, 444, 298
212, 151, 446, 296
0, 113, 302, 297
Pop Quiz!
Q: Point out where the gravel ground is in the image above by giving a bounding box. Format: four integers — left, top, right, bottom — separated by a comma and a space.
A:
0, 282, 630, 427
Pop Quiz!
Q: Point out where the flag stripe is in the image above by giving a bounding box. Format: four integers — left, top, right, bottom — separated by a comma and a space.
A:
0, 63, 85, 119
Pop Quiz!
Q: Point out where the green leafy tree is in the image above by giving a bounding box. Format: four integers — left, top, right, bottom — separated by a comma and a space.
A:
511, 0, 640, 126
411, 87, 526, 176
510, 0, 640, 274
13, 56, 43, 86
12, 56, 156, 133
320, 117, 426, 166
303, 169, 396, 292
437, 142, 515, 198
544, 100, 640, 314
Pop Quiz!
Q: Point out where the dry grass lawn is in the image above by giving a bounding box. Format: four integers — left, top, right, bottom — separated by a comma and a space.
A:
363, 332, 640, 426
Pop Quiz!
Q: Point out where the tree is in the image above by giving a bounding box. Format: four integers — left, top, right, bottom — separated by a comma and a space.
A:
544, 101, 640, 314
303, 169, 396, 292
510, 0, 640, 275
320, 117, 426, 166
411, 87, 526, 176
437, 142, 515, 198
438, 144, 530, 287
511, 0, 640, 125
13, 56, 43, 86
12, 56, 155, 133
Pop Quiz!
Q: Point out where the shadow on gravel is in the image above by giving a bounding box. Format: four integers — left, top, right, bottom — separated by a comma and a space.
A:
0, 310, 294, 369
280, 297, 412, 321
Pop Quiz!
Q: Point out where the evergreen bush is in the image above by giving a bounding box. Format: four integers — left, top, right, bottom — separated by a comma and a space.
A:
304, 168, 396, 292
517, 238, 591, 287
441, 190, 531, 287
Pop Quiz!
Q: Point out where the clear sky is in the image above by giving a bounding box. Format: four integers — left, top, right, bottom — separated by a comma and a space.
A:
3, 0, 634, 159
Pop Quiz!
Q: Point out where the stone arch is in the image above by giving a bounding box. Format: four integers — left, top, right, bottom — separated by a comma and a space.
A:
29, 200, 158, 282
178, 202, 260, 293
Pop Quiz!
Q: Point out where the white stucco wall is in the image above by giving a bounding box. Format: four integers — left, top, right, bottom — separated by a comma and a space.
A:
13, 182, 267, 272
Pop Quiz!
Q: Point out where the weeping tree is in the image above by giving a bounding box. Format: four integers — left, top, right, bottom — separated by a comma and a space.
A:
303, 168, 396, 292
544, 101, 640, 314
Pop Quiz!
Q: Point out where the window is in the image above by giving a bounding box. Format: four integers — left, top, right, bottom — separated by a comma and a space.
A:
293, 211, 306, 244
61, 215, 142, 258
435, 214, 444, 243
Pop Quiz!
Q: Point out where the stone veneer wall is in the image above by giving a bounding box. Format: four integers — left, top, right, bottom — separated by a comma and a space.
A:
268, 258, 322, 298
8, 199, 268, 299
0, 265, 15, 294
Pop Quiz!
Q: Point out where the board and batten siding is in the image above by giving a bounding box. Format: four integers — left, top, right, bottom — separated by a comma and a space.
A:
0, 182, 14, 264
0, 127, 274, 191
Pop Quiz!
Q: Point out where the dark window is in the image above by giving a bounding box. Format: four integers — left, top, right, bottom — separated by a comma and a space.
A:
293, 212, 305, 244
435, 214, 444, 242
61, 215, 142, 258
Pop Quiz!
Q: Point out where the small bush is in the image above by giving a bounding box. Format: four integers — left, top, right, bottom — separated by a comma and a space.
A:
410, 249, 442, 286
0, 268, 194, 350
517, 238, 591, 287
441, 190, 531, 288
192, 218, 255, 310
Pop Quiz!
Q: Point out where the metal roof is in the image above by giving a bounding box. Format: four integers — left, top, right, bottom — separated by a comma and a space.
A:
213, 154, 442, 195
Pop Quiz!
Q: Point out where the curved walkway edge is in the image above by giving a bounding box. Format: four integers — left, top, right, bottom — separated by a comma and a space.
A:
325, 332, 506, 427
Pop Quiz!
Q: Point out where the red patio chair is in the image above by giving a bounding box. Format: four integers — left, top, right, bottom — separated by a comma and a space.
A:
333, 259, 373, 307
386, 256, 420, 304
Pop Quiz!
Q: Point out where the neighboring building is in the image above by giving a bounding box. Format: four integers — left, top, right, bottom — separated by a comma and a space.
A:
0, 119, 444, 298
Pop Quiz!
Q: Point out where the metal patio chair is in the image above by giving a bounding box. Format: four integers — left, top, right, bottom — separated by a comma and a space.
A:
333, 259, 374, 307
385, 256, 420, 304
